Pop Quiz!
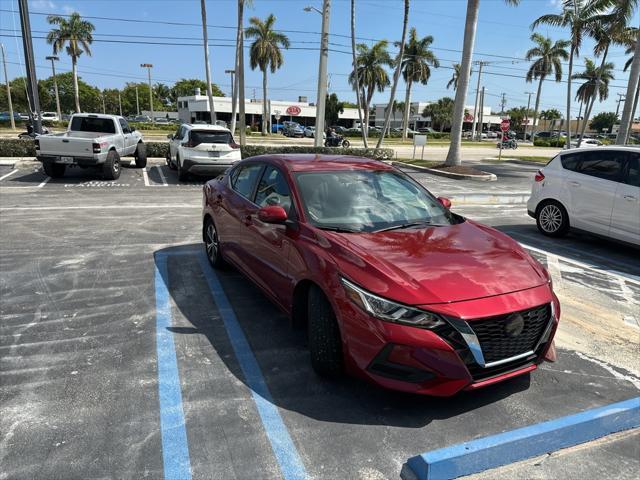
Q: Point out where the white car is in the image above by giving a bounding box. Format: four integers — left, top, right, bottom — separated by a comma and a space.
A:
167, 124, 241, 181
527, 146, 639, 246
41, 111, 59, 122
567, 138, 603, 149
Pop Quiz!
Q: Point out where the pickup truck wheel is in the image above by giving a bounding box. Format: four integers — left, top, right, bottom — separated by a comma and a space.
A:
177, 156, 189, 182
308, 286, 344, 378
43, 162, 66, 178
134, 143, 147, 168
103, 150, 121, 180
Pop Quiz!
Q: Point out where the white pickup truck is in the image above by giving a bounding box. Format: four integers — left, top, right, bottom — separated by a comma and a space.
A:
35, 113, 146, 179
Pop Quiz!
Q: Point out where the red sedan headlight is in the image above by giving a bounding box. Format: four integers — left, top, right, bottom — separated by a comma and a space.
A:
341, 278, 446, 329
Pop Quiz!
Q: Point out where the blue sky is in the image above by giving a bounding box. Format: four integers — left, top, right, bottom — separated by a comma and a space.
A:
1, 0, 638, 117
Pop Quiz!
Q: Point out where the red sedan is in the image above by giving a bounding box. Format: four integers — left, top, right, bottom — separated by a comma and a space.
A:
202, 155, 560, 396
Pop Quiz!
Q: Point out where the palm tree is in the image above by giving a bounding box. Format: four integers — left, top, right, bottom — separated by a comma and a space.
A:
246, 14, 290, 135
349, 41, 393, 143
540, 108, 562, 130
525, 33, 570, 139
532, 1, 604, 149
397, 28, 439, 140
423, 97, 455, 132
351, 0, 367, 147
446, 63, 462, 91
376, 0, 410, 149
573, 58, 615, 115
46, 12, 95, 113
445, 0, 520, 166
624, 37, 640, 133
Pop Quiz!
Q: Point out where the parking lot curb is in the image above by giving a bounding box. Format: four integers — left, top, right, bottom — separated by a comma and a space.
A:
392, 161, 497, 182
406, 396, 640, 480
448, 193, 530, 205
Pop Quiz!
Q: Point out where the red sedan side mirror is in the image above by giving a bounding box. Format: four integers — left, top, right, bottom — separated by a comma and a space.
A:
437, 197, 452, 209
257, 205, 288, 224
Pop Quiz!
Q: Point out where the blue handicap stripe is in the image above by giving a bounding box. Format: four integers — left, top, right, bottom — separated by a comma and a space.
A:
155, 252, 192, 480
198, 252, 308, 480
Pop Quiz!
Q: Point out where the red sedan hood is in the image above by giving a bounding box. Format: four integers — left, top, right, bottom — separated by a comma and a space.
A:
322, 220, 547, 305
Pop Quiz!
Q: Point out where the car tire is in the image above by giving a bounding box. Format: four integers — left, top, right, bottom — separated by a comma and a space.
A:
308, 286, 344, 378
134, 143, 147, 168
43, 162, 66, 178
204, 217, 226, 269
177, 155, 189, 181
536, 201, 569, 237
103, 149, 121, 180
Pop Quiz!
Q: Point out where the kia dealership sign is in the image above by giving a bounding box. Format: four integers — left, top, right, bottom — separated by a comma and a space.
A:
286, 106, 301, 116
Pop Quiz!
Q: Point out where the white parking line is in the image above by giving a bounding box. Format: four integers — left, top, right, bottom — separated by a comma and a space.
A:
38, 177, 51, 188
142, 166, 168, 187
142, 167, 151, 187
0, 169, 18, 182
520, 242, 640, 286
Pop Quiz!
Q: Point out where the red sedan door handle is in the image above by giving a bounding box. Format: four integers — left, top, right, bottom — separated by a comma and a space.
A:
244, 214, 252, 226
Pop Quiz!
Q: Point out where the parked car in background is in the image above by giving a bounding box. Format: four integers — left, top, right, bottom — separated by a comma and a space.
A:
133, 115, 152, 123
535, 131, 552, 139
202, 154, 560, 395
41, 112, 59, 122
154, 117, 171, 125
528, 146, 639, 245
272, 123, 284, 134
304, 126, 316, 138
330, 126, 348, 135
167, 123, 241, 181
283, 122, 304, 138
486, 131, 498, 139
0, 112, 21, 121
568, 138, 603, 149
35, 113, 145, 179
418, 127, 437, 134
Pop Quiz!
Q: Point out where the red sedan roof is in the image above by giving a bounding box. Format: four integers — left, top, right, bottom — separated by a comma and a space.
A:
250, 154, 394, 172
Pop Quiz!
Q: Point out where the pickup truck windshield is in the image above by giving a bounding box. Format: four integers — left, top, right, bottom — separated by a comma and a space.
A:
70, 117, 116, 134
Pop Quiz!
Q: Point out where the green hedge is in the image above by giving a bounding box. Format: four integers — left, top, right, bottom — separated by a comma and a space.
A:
533, 138, 566, 147
0, 139, 394, 160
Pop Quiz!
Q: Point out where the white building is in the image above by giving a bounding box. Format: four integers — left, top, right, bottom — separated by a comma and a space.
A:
177, 90, 360, 129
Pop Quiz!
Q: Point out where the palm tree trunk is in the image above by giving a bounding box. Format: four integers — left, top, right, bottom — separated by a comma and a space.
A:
565, 44, 575, 149
350, 0, 367, 148
363, 101, 370, 142
445, 0, 479, 166
230, 51, 239, 135
261, 69, 268, 135
376, 0, 409, 149
579, 45, 609, 147
364, 87, 374, 143
72, 56, 80, 113
402, 81, 412, 141
237, 0, 247, 145
628, 81, 640, 143
618, 30, 640, 144
576, 100, 583, 134
531, 76, 544, 139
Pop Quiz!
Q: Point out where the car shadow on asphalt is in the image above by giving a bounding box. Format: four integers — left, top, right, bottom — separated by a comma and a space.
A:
156, 244, 531, 430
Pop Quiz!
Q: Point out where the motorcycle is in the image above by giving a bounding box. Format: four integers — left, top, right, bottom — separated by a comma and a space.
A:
324, 135, 350, 148
496, 138, 518, 149
18, 124, 50, 140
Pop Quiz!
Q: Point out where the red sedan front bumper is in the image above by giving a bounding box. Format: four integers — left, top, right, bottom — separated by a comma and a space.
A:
335, 284, 560, 396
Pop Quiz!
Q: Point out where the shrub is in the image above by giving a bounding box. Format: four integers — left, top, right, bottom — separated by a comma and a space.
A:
0, 139, 394, 160
534, 138, 565, 147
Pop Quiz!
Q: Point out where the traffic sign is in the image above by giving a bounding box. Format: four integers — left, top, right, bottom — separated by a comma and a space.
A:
500, 119, 510, 132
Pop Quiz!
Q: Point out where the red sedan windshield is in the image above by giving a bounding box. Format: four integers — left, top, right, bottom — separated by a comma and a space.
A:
294, 170, 461, 232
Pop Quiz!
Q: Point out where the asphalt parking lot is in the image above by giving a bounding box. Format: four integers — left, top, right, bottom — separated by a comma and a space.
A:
1, 161, 638, 479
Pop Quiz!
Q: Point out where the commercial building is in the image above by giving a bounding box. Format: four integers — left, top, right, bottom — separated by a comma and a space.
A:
177, 89, 360, 130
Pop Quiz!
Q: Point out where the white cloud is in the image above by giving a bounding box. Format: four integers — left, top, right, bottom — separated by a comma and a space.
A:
32, 0, 56, 9
548, 0, 564, 10
62, 5, 77, 15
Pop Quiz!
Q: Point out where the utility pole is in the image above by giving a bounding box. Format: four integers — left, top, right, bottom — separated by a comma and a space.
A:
140, 64, 154, 122
101, 91, 106, 114
525, 91, 535, 141
305, 2, 331, 147
200, 0, 216, 124
500, 92, 507, 115
18, 0, 42, 134
479, 87, 485, 137
135, 86, 140, 115
615, 93, 625, 118
471, 61, 483, 141
1, 43, 15, 130
46, 55, 62, 121
225, 68, 236, 133
118, 90, 122, 116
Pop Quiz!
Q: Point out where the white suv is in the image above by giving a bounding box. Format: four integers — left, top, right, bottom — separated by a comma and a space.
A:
527, 146, 639, 246
167, 124, 241, 181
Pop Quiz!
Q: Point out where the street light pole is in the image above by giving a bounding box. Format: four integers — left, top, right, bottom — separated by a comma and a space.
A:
200, 0, 217, 124
118, 90, 122, 116
135, 86, 140, 115
225, 68, 236, 133
0, 43, 15, 130
141, 63, 154, 123
524, 91, 535, 141
471, 61, 483, 141
305, 2, 331, 147
46, 55, 62, 121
